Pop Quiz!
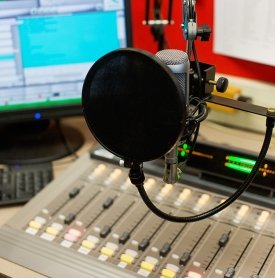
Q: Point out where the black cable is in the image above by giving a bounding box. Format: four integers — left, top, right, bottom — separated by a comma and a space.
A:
186, 39, 192, 58
145, 0, 150, 24
184, 35, 206, 160
184, 40, 205, 161
189, 97, 208, 122
185, 121, 200, 160
154, 0, 161, 19
132, 118, 274, 223
189, 0, 193, 20
192, 41, 202, 98
167, 0, 173, 24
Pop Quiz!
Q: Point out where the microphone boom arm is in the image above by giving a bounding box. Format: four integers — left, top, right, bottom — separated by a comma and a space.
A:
208, 95, 275, 119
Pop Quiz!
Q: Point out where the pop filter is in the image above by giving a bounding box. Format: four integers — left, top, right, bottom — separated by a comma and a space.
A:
82, 48, 187, 163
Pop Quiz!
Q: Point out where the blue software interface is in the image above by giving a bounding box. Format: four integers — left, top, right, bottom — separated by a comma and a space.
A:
0, 0, 128, 111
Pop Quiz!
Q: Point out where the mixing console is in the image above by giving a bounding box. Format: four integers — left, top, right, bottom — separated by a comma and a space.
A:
1, 149, 275, 278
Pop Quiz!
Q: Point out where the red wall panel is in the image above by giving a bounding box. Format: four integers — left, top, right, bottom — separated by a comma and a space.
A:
131, 0, 275, 84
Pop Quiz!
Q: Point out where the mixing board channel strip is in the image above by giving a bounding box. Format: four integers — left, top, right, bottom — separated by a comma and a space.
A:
0, 151, 275, 278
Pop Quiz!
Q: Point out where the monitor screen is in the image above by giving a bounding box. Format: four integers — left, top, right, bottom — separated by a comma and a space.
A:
0, 0, 132, 123
0, 0, 132, 164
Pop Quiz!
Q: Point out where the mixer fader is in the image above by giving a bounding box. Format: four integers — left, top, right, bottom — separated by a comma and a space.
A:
0, 149, 275, 278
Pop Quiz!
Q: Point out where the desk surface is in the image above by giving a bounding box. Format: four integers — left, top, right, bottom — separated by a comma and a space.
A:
0, 116, 274, 277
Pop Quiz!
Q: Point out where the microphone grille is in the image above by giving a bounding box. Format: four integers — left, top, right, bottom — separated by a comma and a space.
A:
156, 50, 189, 97
155, 49, 189, 65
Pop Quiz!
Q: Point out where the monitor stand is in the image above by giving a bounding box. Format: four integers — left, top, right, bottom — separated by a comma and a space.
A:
0, 119, 84, 165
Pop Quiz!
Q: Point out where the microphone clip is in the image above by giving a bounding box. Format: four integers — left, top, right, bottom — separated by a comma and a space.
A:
182, 0, 211, 42
189, 61, 229, 99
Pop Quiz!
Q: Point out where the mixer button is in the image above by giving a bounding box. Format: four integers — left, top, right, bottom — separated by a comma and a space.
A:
68, 228, 82, 238
193, 194, 210, 211
87, 235, 100, 244
218, 233, 230, 247
119, 231, 130, 244
180, 251, 191, 266
161, 263, 179, 277
138, 238, 150, 251
161, 268, 176, 278
51, 222, 63, 231
214, 269, 223, 275
177, 188, 192, 203
166, 264, 179, 273
140, 261, 155, 272
58, 214, 65, 220
137, 269, 151, 277
146, 256, 158, 265
104, 169, 122, 185
120, 254, 135, 265
159, 242, 171, 257
125, 249, 138, 257
100, 241, 119, 258
157, 184, 173, 201
120, 178, 132, 191
258, 210, 270, 223
139, 255, 159, 273
88, 164, 106, 180
46, 227, 59, 236
100, 225, 111, 238
119, 249, 138, 266
60, 240, 73, 248
175, 188, 192, 206
42, 208, 49, 215
193, 261, 201, 267
103, 197, 114, 209
100, 246, 115, 257
185, 270, 202, 278
144, 178, 156, 190
64, 213, 76, 225
29, 220, 42, 230
106, 242, 118, 251
40, 233, 55, 241
64, 233, 78, 242
68, 187, 80, 198
34, 216, 46, 225
25, 227, 38, 235
81, 239, 95, 250
224, 267, 235, 278
233, 205, 249, 224
255, 210, 270, 230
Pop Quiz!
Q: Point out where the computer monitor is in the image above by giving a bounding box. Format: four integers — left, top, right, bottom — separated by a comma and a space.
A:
0, 0, 132, 164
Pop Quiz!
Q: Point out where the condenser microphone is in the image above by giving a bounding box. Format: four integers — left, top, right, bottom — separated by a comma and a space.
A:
155, 49, 190, 184
155, 49, 190, 104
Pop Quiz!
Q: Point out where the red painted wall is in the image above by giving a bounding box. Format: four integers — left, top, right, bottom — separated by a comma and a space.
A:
131, 0, 275, 84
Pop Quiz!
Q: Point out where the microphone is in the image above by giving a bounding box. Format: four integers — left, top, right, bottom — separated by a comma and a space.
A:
155, 49, 190, 104
155, 49, 190, 184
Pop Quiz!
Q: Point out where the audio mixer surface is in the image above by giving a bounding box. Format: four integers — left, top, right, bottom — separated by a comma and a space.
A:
0, 148, 275, 278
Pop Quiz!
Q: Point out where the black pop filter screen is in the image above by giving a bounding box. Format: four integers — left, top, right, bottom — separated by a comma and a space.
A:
82, 48, 187, 162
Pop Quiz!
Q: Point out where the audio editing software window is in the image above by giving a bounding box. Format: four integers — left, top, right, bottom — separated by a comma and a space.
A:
0, 0, 127, 111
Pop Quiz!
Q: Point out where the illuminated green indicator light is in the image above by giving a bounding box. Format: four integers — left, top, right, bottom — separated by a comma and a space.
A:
180, 151, 187, 157
227, 156, 256, 166
183, 143, 189, 150
225, 163, 252, 174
